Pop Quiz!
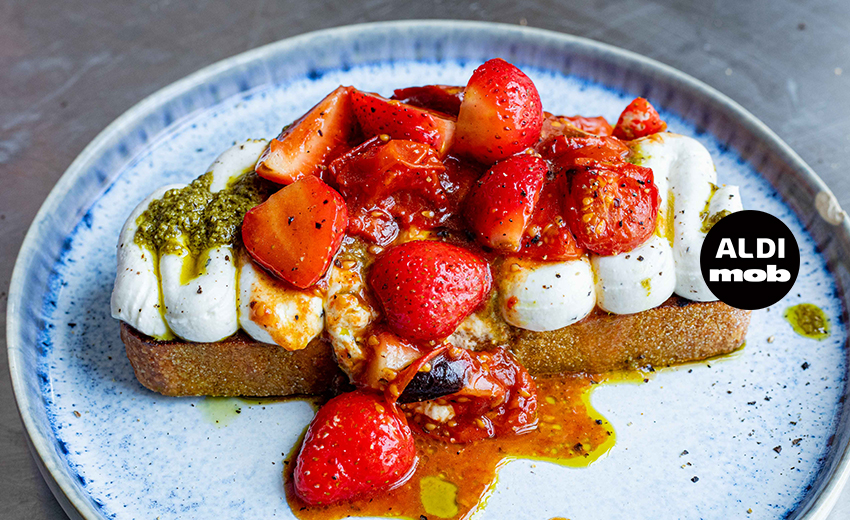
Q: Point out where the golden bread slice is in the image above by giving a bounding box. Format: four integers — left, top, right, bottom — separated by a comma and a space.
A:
122, 296, 749, 396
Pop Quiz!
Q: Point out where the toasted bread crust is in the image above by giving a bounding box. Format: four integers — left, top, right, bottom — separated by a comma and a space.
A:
122, 324, 346, 396
511, 297, 750, 375
122, 296, 749, 396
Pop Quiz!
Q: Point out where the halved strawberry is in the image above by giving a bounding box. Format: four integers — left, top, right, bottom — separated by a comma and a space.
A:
465, 155, 547, 252
612, 97, 667, 140
391, 85, 464, 116
368, 241, 492, 342
256, 86, 357, 185
241, 176, 347, 288
350, 89, 455, 156
454, 58, 543, 164
293, 390, 416, 506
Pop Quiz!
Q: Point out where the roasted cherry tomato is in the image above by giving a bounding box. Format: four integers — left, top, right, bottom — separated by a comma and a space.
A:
563, 115, 613, 136
519, 174, 584, 261
256, 86, 357, 185
537, 113, 614, 146
397, 346, 538, 443
391, 85, 464, 117
612, 97, 667, 140
241, 176, 347, 288
351, 89, 456, 156
330, 138, 479, 245
565, 161, 659, 256
541, 135, 630, 166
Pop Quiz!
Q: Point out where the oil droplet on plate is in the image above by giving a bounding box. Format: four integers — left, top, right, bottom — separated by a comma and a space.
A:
420, 475, 459, 518
785, 303, 830, 340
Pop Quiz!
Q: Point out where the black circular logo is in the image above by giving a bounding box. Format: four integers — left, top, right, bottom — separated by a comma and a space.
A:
700, 210, 799, 310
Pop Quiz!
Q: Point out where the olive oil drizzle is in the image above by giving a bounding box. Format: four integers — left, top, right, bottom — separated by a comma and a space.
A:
785, 303, 830, 340
283, 374, 616, 520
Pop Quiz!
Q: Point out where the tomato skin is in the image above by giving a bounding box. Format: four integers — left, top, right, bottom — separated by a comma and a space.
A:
256, 86, 356, 185
294, 390, 416, 506
538, 112, 614, 144
465, 155, 548, 252
612, 97, 667, 140
565, 161, 659, 256
454, 58, 544, 164
241, 176, 347, 288
541, 135, 630, 166
329, 138, 447, 244
351, 89, 456, 156
329, 139, 480, 245
519, 174, 584, 261
564, 115, 613, 136
368, 241, 492, 342
391, 85, 464, 117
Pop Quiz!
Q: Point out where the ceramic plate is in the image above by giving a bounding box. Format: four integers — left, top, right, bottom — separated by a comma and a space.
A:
8, 21, 850, 520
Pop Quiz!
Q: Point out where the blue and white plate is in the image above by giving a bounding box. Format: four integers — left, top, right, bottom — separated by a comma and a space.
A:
8, 21, 850, 520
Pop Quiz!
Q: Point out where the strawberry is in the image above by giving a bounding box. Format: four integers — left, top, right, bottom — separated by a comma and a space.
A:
612, 97, 667, 140
465, 154, 548, 252
454, 58, 543, 164
350, 89, 455, 156
241, 176, 347, 288
293, 390, 417, 506
255, 86, 357, 185
391, 84, 464, 116
368, 241, 492, 342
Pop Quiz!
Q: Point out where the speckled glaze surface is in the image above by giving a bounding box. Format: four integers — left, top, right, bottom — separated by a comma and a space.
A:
7, 21, 850, 520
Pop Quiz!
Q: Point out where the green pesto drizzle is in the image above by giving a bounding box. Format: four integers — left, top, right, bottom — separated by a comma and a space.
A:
134, 171, 269, 255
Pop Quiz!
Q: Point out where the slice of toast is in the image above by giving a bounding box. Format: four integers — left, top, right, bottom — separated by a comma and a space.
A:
511, 297, 751, 375
122, 297, 749, 396
121, 325, 348, 397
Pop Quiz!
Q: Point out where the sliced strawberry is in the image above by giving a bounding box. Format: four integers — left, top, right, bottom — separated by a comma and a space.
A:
465, 155, 547, 252
612, 97, 667, 140
566, 161, 659, 256
241, 176, 347, 288
454, 58, 543, 164
350, 89, 455, 156
519, 174, 584, 261
255, 86, 356, 185
368, 241, 492, 342
293, 390, 416, 506
391, 85, 464, 116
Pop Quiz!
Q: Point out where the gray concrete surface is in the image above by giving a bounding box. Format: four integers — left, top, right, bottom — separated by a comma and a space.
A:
1, 0, 848, 518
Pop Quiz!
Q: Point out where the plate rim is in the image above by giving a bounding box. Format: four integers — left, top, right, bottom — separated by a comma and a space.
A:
7, 19, 850, 520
